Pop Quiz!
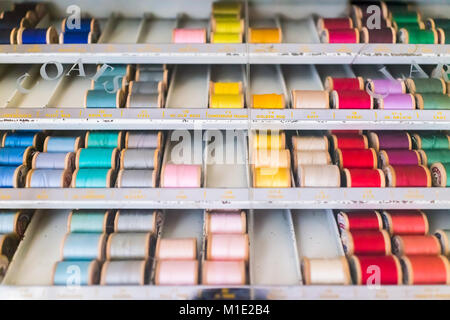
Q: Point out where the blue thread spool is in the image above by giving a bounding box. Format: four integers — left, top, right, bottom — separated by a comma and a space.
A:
91, 75, 126, 91
44, 136, 82, 153
62, 18, 98, 34
68, 210, 115, 233
26, 169, 71, 188
0, 165, 26, 188
53, 260, 100, 285
60, 31, 94, 44
0, 210, 30, 236
85, 89, 123, 108
0, 147, 33, 166
62, 233, 107, 260
32, 152, 75, 170
2, 131, 41, 148
76, 148, 118, 169
72, 169, 114, 188
0, 28, 17, 44
18, 26, 58, 44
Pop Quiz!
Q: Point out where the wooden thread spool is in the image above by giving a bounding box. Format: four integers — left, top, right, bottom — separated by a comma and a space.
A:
172, 28, 206, 43
2, 131, 43, 148
0, 165, 28, 188
341, 230, 391, 255
114, 210, 156, 233
61, 233, 106, 261
337, 210, 383, 231
331, 133, 368, 150
251, 94, 284, 109
44, 136, 82, 153
209, 93, 244, 109
207, 234, 249, 261
406, 78, 446, 94
291, 90, 330, 109
210, 81, 242, 95
0, 233, 19, 260
155, 260, 199, 285
106, 232, 152, 260
85, 131, 123, 149
379, 149, 421, 167
321, 28, 359, 43
76, 148, 118, 169
431, 162, 450, 187
325, 77, 364, 91
368, 131, 412, 151
381, 210, 429, 235
253, 149, 290, 168
71, 168, 114, 188
297, 165, 340, 187
293, 151, 331, 168
418, 149, 450, 166
206, 211, 246, 234
360, 27, 396, 43
126, 92, 163, 108
68, 210, 115, 234
332, 90, 373, 109
393, 235, 441, 256
129, 81, 164, 95
202, 260, 246, 285
211, 18, 243, 33
317, 17, 353, 31
53, 260, 100, 286
435, 229, 450, 256
116, 169, 156, 188
160, 164, 202, 188
401, 255, 450, 285
211, 32, 242, 43
248, 27, 282, 43
292, 136, 329, 151
253, 167, 291, 188
253, 131, 286, 150
383, 165, 431, 187
120, 148, 159, 170
32, 152, 75, 171
343, 168, 386, 187
301, 257, 351, 285
25, 169, 72, 188
125, 131, 162, 149
155, 238, 197, 260
415, 93, 450, 110
349, 255, 402, 285
100, 260, 150, 285
411, 132, 450, 150
335, 148, 377, 169
0, 210, 30, 236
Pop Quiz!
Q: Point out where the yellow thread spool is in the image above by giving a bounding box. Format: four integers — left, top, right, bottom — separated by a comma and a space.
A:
210, 94, 244, 109
253, 131, 286, 150
253, 149, 291, 168
249, 28, 282, 43
254, 167, 291, 188
211, 32, 242, 43
212, 2, 242, 14
252, 94, 284, 109
211, 82, 242, 94
212, 19, 243, 33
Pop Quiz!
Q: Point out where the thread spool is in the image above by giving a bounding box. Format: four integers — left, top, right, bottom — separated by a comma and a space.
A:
415, 93, 450, 110
291, 90, 330, 109
248, 28, 282, 43
91, 75, 126, 91
435, 229, 450, 255
86, 130, 122, 150
98, 64, 133, 79
106, 232, 151, 260
0, 165, 27, 188
431, 162, 450, 187
352, 2, 388, 19
368, 131, 411, 151
68, 210, 115, 233
160, 164, 201, 188
85, 89, 124, 108
17, 27, 58, 44
25, 169, 72, 188
0, 210, 30, 236
53, 260, 100, 285
0, 255, 8, 277
377, 93, 416, 109
114, 210, 156, 233
332, 90, 373, 109
155, 260, 198, 285
207, 234, 249, 261
210, 82, 242, 95
76, 148, 118, 169
253, 149, 290, 168
100, 260, 149, 285
0, 146, 33, 166
61, 233, 106, 261
254, 131, 286, 150
384, 165, 431, 187
343, 168, 385, 187
209, 93, 244, 109
1, 10, 37, 26
0, 28, 17, 44
379, 149, 421, 167
0, 16, 30, 30
71, 168, 114, 188
292, 135, 328, 151
125, 131, 162, 149
297, 165, 340, 187
2, 131, 42, 148
436, 28, 449, 44
337, 210, 383, 231
155, 238, 197, 260
137, 64, 166, 72
126, 93, 162, 108
129, 81, 163, 95
393, 235, 441, 256
399, 28, 437, 44
253, 167, 291, 188
325, 77, 364, 91
61, 18, 98, 34
360, 27, 396, 43
401, 255, 450, 285
301, 257, 351, 285
211, 32, 242, 43
427, 18, 450, 30
350, 255, 402, 285
212, 2, 242, 14
120, 148, 158, 169
172, 28, 206, 43
60, 32, 96, 44
135, 70, 168, 85
0, 233, 19, 260
31, 152, 75, 170
368, 79, 406, 95
206, 211, 246, 234
44, 136, 82, 153
321, 28, 359, 43
13, 3, 47, 19
335, 148, 377, 169
317, 17, 353, 30
382, 210, 429, 235
116, 169, 156, 188
251, 94, 284, 109
331, 133, 368, 150
406, 78, 446, 94
293, 150, 331, 168
202, 260, 246, 285
341, 230, 391, 255
412, 132, 449, 149
211, 18, 243, 33
356, 15, 391, 29
419, 149, 450, 166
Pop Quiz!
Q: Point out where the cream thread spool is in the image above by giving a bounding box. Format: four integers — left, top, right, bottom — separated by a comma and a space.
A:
293, 151, 331, 170
106, 232, 152, 260
155, 238, 197, 260
253, 149, 291, 168
292, 136, 329, 151
202, 260, 246, 285
206, 211, 246, 234
126, 92, 163, 108
297, 165, 341, 187
114, 210, 156, 233
155, 260, 199, 285
207, 234, 249, 261
302, 257, 351, 285
291, 90, 330, 109
100, 260, 150, 285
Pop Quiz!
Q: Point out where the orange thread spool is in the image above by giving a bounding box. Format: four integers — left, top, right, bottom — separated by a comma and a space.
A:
382, 210, 429, 235
393, 235, 441, 255
401, 255, 450, 285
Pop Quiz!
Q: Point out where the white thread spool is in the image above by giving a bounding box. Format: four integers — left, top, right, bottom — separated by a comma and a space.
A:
106, 233, 152, 260
302, 257, 351, 285
114, 210, 156, 233
292, 136, 329, 151
100, 260, 150, 285
297, 165, 341, 187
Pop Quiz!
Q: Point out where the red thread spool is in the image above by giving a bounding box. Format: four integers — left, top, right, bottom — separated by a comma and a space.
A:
341, 230, 391, 255
336, 148, 377, 169
393, 235, 441, 256
332, 90, 373, 109
382, 210, 429, 235
317, 17, 353, 30
331, 130, 362, 134
401, 255, 450, 285
343, 168, 386, 187
325, 77, 364, 91
383, 165, 431, 187
322, 28, 359, 43
350, 255, 402, 285
337, 210, 383, 231
331, 133, 368, 150
361, 27, 396, 43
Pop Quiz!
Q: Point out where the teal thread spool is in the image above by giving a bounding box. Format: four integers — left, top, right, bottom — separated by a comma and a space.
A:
427, 18, 450, 29
85, 131, 122, 148
61, 233, 107, 260
72, 169, 113, 188
68, 210, 115, 233
415, 93, 450, 110
85, 89, 123, 108
53, 260, 100, 285
98, 64, 132, 79
407, 78, 446, 94
431, 163, 450, 187
91, 76, 126, 91
418, 149, 450, 166
437, 28, 449, 44
412, 133, 450, 149
76, 148, 118, 169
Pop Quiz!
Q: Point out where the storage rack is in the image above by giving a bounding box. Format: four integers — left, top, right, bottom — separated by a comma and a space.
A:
0, 0, 450, 300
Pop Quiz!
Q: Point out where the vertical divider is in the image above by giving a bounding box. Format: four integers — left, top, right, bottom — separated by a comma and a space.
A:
5, 65, 40, 108
205, 65, 212, 109
46, 65, 75, 108
134, 15, 148, 44
275, 64, 290, 109
286, 209, 303, 284
98, 13, 117, 43
164, 65, 178, 108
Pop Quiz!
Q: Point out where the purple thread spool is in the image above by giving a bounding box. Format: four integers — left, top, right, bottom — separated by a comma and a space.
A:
379, 149, 421, 167
378, 93, 415, 110
369, 79, 405, 95
369, 131, 411, 150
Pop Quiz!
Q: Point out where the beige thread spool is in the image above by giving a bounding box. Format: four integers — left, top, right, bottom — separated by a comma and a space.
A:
297, 165, 341, 187
292, 136, 329, 151
155, 238, 197, 260
291, 90, 330, 109
302, 257, 351, 285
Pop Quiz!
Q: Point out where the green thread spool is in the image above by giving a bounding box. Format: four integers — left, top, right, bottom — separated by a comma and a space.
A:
437, 28, 449, 44
412, 133, 450, 150
427, 18, 450, 29
407, 78, 446, 94
85, 89, 123, 108
391, 11, 420, 24
415, 93, 450, 110
395, 21, 424, 30
68, 210, 115, 233
72, 168, 113, 188
85, 131, 122, 148
76, 148, 117, 168
431, 163, 450, 187
400, 28, 437, 44
418, 149, 450, 166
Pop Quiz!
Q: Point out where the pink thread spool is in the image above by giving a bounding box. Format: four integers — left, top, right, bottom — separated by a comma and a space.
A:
161, 164, 201, 188
207, 234, 249, 261
207, 211, 246, 234
155, 238, 197, 260
155, 260, 198, 285
172, 28, 206, 43
202, 261, 246, 285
